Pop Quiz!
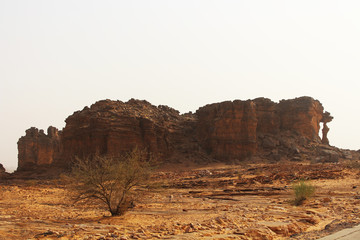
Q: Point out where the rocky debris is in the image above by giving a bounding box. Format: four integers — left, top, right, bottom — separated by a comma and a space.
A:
245, 227, 277, 239
156, 163, 347, 194
307, 145, 354, 163
260, 221, 302, 236
17, 126, 61, 171
18, 96, 337, 171
319, 149, 340, 163
342, 150, 353, 160
34, 230, 63, 238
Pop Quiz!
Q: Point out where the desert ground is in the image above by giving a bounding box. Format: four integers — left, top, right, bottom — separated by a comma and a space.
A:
1, 161, 360, 240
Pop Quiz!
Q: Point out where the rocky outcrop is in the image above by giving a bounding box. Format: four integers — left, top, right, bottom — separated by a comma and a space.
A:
17, 96, 336, 171
253, 97, 326, 140
253, 98, 280, 135
60, 99, 194, 165
0, 163, 6, 176
17, 127, 61, 171
196, 97, 328, 161
276, 97, 324, 140
196, 100, 258, 160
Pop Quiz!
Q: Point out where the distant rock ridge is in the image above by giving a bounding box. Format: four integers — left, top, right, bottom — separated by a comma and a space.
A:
17, 97, 338, 171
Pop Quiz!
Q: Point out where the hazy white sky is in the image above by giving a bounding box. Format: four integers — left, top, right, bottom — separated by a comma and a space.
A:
1, 1, 359, 172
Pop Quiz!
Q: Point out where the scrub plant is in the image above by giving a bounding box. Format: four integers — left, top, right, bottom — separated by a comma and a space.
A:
293, 179, 315, 206
69, 148, 153, 216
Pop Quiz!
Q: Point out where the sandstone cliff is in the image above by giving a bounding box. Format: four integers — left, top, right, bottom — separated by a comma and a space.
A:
17, 97, 336, 171
60, 99, 189, 166
277, 97, 325, 140
17, 127, 60, 171
196, 100, 258, 160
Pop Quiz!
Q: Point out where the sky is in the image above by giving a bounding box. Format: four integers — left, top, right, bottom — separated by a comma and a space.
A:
1, 1, 359, 172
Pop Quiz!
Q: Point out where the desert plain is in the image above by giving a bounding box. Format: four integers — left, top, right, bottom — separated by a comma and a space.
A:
2, 160, 360, 240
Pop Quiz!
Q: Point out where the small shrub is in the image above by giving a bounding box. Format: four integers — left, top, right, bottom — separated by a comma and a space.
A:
68, 148, 154, 216
293, 180, 315, 206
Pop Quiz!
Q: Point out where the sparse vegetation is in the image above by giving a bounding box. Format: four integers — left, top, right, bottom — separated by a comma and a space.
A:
292, 179, 315, 206
2, 162, 360, 239
68, 148, 153, 216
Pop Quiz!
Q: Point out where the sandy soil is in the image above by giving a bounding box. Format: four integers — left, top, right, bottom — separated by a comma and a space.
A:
1, 161, 360, 240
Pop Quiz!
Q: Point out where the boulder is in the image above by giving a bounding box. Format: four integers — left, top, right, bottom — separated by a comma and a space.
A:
319, 149, 340, 163
342, 150, 353, 160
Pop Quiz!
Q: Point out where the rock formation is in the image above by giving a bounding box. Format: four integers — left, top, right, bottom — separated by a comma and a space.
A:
0, 163, 6, 175
17, 126, 61, 171
253, 98, 280, 135
196, 100, 258, 160
321, 111, 334, 145
60, 99, 186, 166
17, 96, 335, 171
276, 97, 325, 140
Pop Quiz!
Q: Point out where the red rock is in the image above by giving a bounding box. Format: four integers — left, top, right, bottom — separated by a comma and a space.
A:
321, 111, 333, 145
17, 97, 334, 171
17, 126, 60, 171
0, 163, 6, 176
277, 97, 324, 140
253, 98, 280, 134
196, 100, 258, 160
60, 99, 188, 165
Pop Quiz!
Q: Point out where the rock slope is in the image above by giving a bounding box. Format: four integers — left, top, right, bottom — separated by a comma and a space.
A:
17, 97, 336, 171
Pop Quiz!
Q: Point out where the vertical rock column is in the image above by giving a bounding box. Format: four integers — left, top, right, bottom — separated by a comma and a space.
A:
321, 111, 333, 145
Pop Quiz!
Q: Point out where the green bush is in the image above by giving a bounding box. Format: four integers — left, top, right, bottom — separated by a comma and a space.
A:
293, 180, 315, 206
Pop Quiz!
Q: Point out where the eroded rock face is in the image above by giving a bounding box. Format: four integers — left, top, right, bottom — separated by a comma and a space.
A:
196, 100, 258, 160
17, 127, 60, 171
277, 97, 324, 140
60, 99, 188, 165
17, 96, 334, 170
253, 98, 280, 135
